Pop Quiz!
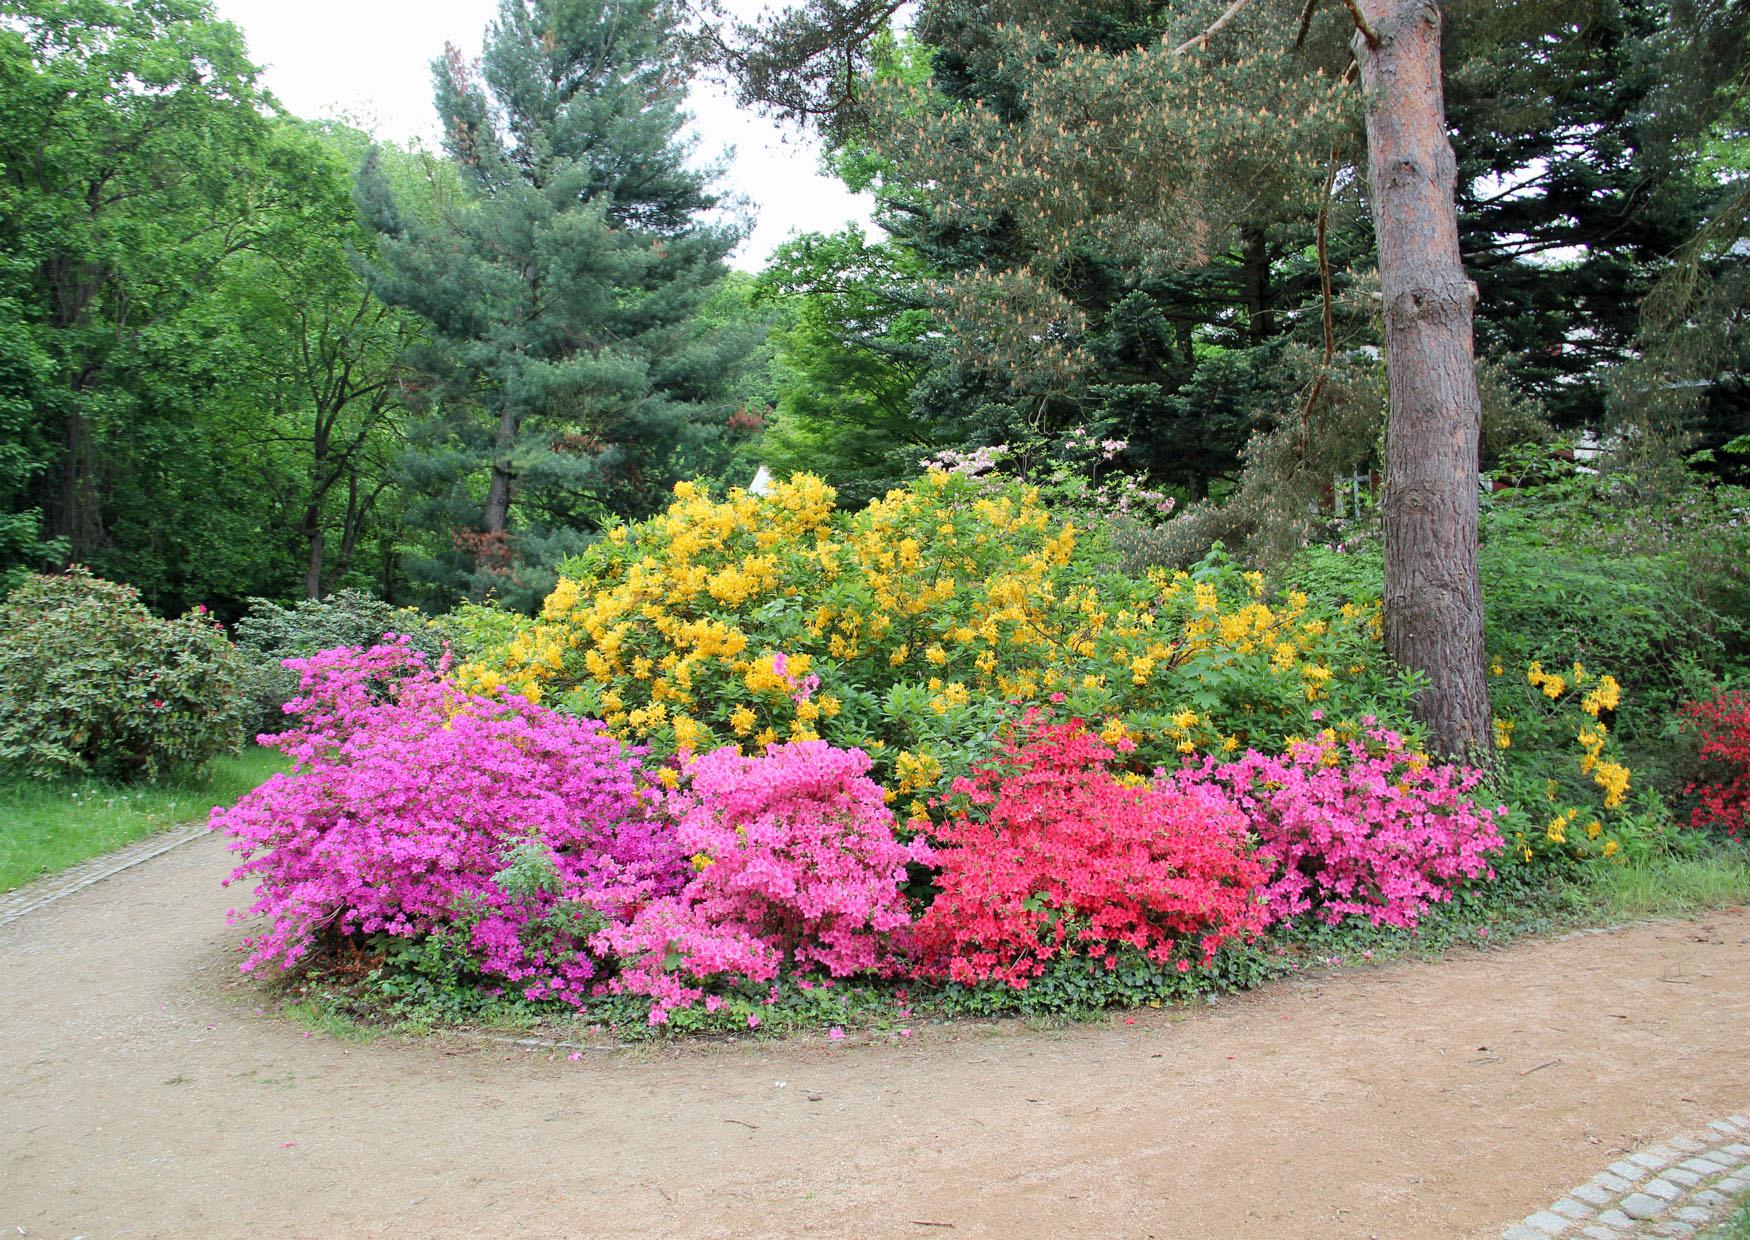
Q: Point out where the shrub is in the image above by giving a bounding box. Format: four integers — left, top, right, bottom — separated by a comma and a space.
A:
233, 590, 438, 733
597, 741, 931, 1022
213, 643, 684, 1005
1683, 690, 1750, 838
1490, 658, 1647, 864
1177, 726, 1505, 927
423, 600, 530, 663
469, 473, 1419, 819
0, 567, 246, 781
911, 713, 1268, 988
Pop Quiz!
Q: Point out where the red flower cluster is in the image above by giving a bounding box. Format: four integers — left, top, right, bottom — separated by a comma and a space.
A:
912, 713, 1268, 987
1683, 690, 1750, 838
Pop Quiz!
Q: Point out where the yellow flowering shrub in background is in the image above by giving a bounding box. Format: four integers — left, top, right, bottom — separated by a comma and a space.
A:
1495, 659, 1639, 864
460, 472, 1420, 815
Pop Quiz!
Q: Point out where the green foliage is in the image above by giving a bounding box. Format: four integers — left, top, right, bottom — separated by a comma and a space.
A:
424, 600, 531, 663
754, 228, 935, 506
232, 590, 438, 733
357, 0, 757, 607
0, 569, 247, 781
0, 0, 292, 612
0, 745, 284, 892
1290, 460, 1748, 752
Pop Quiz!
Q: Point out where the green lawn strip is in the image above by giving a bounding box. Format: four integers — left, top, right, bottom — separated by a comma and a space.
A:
0, 746, 285, 893
1702, 1193, 1750, 1240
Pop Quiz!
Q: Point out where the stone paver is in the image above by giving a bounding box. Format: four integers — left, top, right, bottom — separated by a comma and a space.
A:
1503, 1118, 1750, 1240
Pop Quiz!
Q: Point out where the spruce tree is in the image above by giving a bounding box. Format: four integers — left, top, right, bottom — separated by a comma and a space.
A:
358, 0, 747, 605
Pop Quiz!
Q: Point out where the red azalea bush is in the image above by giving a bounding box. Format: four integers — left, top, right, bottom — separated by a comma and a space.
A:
1683, 690, 1750, 838
1176, 726, 1505, 928
598, 741, 933, 1023
213, 642, 686, 1004
911, 714, 1268, 988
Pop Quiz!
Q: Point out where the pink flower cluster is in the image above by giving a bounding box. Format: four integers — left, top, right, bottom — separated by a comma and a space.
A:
598, 741, 931, 1022
1175, 728, 1505, 928
214, 642, 685, 1004
911, 713, 1268, 987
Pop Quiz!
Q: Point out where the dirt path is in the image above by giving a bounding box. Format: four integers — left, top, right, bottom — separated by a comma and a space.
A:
1, 836, 1746, 1240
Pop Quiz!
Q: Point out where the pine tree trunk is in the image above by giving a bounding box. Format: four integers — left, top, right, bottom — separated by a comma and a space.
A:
482, 407, 518, 535
1355, 0, 1492, 760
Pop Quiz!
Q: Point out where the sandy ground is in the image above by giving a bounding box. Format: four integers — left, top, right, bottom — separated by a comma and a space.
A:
0, 834, 1746, 1240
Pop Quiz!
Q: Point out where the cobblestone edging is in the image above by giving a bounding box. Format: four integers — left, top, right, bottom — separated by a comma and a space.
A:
0, 822, 210, 930
1504, 1115, 1750, 1239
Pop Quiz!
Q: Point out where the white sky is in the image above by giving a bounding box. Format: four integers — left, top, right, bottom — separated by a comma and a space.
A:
210, 0, 876, 271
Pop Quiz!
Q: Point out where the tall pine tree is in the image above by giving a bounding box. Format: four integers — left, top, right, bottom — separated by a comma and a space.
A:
358, 0, 748, 606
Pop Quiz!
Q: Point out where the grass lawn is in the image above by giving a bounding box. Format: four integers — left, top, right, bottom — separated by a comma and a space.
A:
1576, 843, 1750, 922
0, 746, 285, 893
1704, 1194, 1750, 1240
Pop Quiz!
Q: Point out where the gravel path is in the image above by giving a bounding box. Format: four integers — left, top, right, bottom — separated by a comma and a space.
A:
1, 834, 1746, 1239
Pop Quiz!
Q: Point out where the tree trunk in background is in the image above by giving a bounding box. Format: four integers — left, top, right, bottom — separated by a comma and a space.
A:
1356, 0, 1492, 760
1240, 225, 1274, 342
304, 523, 325, 599
482, 407, 518, 535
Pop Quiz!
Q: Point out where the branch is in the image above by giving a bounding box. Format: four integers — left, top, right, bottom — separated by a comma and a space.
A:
1294, 0, 1320, 49
1337, 0, 1380, 49
1172, 0, 1254, 55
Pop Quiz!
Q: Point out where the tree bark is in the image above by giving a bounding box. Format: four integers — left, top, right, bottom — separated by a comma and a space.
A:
483, 406, 519, 535
1240, 225, 1274, 342
1355, 0, 1492, 760
304, 523, 325, 599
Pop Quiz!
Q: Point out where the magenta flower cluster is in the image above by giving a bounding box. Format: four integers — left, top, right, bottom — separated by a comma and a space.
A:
1174, 727, 1505, 928
213, 640, 685, 1004
214, 646, 1509, 1021
599, 741, 933, 1023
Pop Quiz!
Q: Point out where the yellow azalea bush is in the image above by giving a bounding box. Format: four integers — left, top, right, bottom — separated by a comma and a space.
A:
460, 472, 1421, 815
1492, 658, 1639, 864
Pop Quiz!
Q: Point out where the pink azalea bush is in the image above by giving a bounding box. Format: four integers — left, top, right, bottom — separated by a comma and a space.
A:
213, 641, 685, 1004
911, 713, 1269, 988
1174, 726, 1505, 928
597, 741, 932, 1022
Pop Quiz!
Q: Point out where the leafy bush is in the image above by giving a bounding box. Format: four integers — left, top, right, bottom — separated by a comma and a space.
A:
911, 713, 1268, 987
214, 642, 685, 1005
232, 590, 438, 733
1176, 726, 1505, 927
1489, 658, 1654, 864
0, 568, 245, 781
597, 741, 931, 1023
1683, 690, 1750, 839
423, 600, 529, 662
470, 473, 1420, 820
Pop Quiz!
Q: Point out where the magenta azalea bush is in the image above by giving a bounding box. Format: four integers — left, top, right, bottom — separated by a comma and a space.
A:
599, 741, 932, 1023
214, 641, 685, 1004
1175, 726, 1505, 928
213, 643, 1514, 1028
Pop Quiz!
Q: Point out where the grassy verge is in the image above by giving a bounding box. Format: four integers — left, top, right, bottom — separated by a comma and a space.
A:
0, 746, 285, 892
1703, 1193, 1750, 1240
1572, 840, 1750, 922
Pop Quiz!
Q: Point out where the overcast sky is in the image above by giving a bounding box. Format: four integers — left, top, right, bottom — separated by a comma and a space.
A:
209, 0, 876, 270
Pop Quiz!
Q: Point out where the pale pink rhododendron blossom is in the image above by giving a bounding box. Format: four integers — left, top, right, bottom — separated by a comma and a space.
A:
1173, 728, 1504, 928
597, 741, 931, 1023
213, 640, 686, 1005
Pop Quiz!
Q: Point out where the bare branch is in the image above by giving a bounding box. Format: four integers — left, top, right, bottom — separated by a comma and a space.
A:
1172, 0, 1254, 55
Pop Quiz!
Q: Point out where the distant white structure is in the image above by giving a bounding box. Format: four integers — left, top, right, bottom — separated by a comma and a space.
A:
748, 464, 774, 496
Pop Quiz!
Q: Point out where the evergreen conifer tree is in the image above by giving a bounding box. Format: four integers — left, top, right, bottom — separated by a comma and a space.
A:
358, 0, 748, 605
